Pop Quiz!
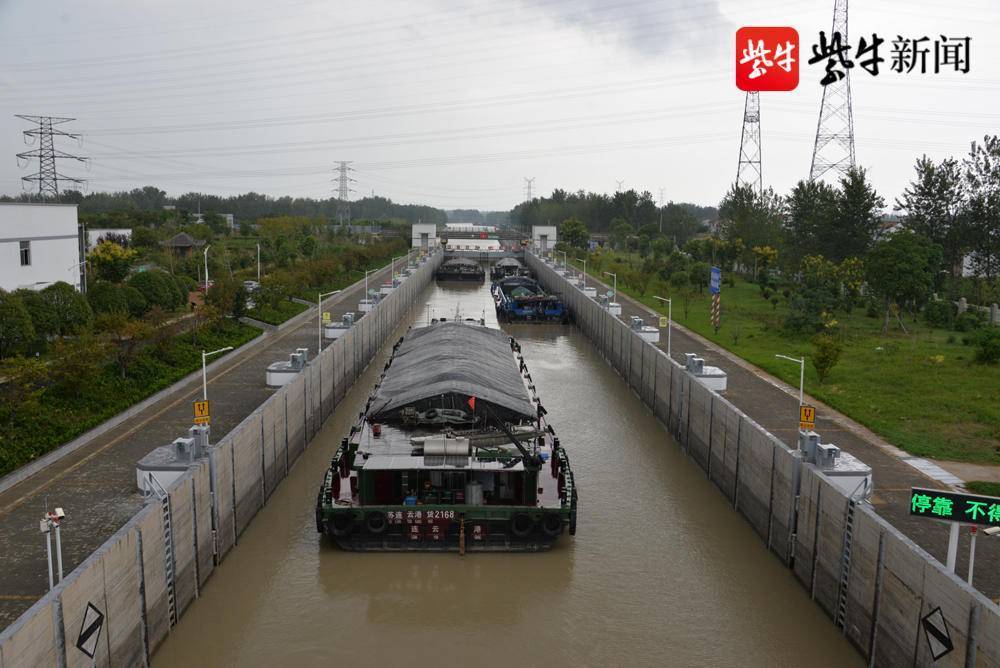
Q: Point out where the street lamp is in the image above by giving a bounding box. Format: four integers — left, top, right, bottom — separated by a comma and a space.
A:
653, 295, 673, 359
68, 260, 87, 294
558, 250, 567, 269
603, 271, 617, 302
256, 243, 261, 283
201, 346, 233, 401
775, 354, 805, 406
318, 289, 341, 352
203, 244, 211, 291
575, 258, 587, 287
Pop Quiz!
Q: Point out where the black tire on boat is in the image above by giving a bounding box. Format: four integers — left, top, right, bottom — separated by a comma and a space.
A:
510, 512, 534, 538
329, 512, 355, 537
542, 513, 563, 537
366, 511, 387, 534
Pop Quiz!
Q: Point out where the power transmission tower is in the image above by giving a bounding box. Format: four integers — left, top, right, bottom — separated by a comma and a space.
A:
809, 0, 855, 182
333, 161, 355, 224
15, 115, 88, 197
522, 177, 535, 235
736, 92, 762, 195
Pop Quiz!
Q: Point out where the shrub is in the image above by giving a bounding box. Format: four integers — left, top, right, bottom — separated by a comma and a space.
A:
954, 310, 987, 332
0, 290, 36, 358
127, 270, 182, 311
865, 300, 880, 318
923, 300, 956, 329
88, 281, 128, 315
812, 333, 843, 383
122, 286, 149, 318
973, 327, 1000, 364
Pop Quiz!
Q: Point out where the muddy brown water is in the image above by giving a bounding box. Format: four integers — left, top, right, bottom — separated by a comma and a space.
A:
154, 280, 861, 667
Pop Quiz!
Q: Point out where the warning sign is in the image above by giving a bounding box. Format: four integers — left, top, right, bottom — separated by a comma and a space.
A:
799, 404, 816, 431
921, 607, 954, 661
322, 311, 331, 323
193, 400, 210, 425
76, 602, 104, 659
658, 316, 668, 328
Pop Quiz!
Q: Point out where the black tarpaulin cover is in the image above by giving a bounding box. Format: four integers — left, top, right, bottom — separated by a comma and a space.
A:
368, 321, 535, 421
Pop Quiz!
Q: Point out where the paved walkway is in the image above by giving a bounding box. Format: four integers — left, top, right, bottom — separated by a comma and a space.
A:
0, 263, 396, 628
576, 269, 1000, 603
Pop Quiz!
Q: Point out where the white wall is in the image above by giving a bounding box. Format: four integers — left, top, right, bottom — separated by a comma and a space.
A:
411, 223, 439, 249
531, 225, 558, 252
0, 203, 81, 291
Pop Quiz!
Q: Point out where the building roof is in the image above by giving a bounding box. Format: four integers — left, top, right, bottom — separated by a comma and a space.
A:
368, 321, 535, 421
162, 232, 206, 248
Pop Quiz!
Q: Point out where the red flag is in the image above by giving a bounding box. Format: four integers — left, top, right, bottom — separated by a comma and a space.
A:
467, 396, 476, 411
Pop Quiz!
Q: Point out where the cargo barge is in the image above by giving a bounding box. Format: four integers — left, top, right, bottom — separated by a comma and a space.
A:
435, 257, 485, 282
490, 257, 528, 281
315, 320, 578, 551
491, 275, 568, 323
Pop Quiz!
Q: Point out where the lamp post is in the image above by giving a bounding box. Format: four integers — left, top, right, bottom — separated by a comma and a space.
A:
602, 271, 617, 302
775, 354, 805, 406
68, 260, 87, 294
40, 508, 66, 590
576, 258, 587, 288
653, 295, 672, 359
558, 250, 567, 269
203, 244, 211, 291
256, 243, 261, 282
202, 346, 233, 401
318, 289, 341, 352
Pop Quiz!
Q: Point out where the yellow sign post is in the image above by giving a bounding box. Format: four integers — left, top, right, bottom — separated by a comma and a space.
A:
322, 311, 331, 324
658, 316, 668, 328
193, 400, 211, 425
799, 404, 816, 431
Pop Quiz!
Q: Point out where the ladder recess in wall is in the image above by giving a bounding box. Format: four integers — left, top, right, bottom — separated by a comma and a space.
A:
835, 499, 856, 630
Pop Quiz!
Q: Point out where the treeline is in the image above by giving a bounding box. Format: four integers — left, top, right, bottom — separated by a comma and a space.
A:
512, 187, 716, 244
1, 187, 448, 225
446, 209, 511, 226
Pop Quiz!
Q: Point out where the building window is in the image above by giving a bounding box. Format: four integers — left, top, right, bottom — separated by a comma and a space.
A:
19, 240, 30, 266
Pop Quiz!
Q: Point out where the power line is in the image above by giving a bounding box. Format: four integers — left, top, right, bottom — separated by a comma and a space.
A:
14, 115, 88, 197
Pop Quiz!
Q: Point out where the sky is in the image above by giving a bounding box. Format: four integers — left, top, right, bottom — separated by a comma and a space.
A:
0, 0, 997, 212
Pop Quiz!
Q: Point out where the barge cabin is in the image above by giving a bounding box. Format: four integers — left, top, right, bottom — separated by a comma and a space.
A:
435, 257, 485, 283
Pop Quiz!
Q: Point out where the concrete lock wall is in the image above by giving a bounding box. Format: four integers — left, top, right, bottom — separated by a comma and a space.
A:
526, 251, 1000, 667
0, 251, 445, 666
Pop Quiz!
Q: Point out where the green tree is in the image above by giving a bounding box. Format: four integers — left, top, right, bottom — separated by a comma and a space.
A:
0, 356, 48, 427
88, 240, 137, 283
559, 216, 590, 249
609, 217, 632, 251
830, 167, 885, 262
0, 291, 36, 357
48, 334, 109, 398
15, 289, 58, 343
718, 184, 784, 265
127, 271, 182, 311
784, 179, 838, 267
812, 334, 843, 383
963, 135, 1000, 279
96, 313, 153, 378
896, 156, 968, 277
39, 282, 93, 336
865, 231, 942, 333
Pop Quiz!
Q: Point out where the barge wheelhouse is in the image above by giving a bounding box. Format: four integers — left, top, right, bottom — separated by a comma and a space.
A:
489, 257, 526, 281
491, 276, 568, 323
316, 320, 577, 551
435, 257, 486, 282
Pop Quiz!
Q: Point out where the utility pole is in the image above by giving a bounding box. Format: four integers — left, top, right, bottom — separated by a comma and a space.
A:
809, 0, 856, 182
334, 161, 356, 225
15, 116, 88, 197
736, 92, 763, 195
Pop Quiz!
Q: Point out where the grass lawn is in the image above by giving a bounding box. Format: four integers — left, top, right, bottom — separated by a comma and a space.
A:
246, 299, 308, 325
582, 256, 1000, 465
967, 481, 1000, 497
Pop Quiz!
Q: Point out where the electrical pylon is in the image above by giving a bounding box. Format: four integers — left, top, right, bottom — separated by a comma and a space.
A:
736, 92, 762, 194
809, 0, 855, 181
15, 115, 88, 197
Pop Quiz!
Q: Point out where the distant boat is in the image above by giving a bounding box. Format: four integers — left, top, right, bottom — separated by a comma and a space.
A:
435, 257, 485, 282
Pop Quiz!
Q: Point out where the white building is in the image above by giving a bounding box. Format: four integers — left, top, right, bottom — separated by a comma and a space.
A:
0, 203, 83, 292
411, 223, 439, 250
531, 225, 557, 252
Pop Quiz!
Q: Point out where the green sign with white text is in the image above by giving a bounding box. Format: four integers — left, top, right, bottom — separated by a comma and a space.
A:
909, 487, 1000, 527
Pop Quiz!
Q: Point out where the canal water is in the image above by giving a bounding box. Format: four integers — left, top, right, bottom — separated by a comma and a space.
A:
154, 279, 860, 667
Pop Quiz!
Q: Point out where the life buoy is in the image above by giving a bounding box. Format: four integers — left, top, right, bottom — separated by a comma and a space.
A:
329, 512, 354, 537
366, 511, 387, 534
510, 513, 533, 538
542, 513, 563, 537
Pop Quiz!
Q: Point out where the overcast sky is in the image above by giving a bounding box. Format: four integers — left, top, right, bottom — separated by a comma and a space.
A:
0, 0, 996, 212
